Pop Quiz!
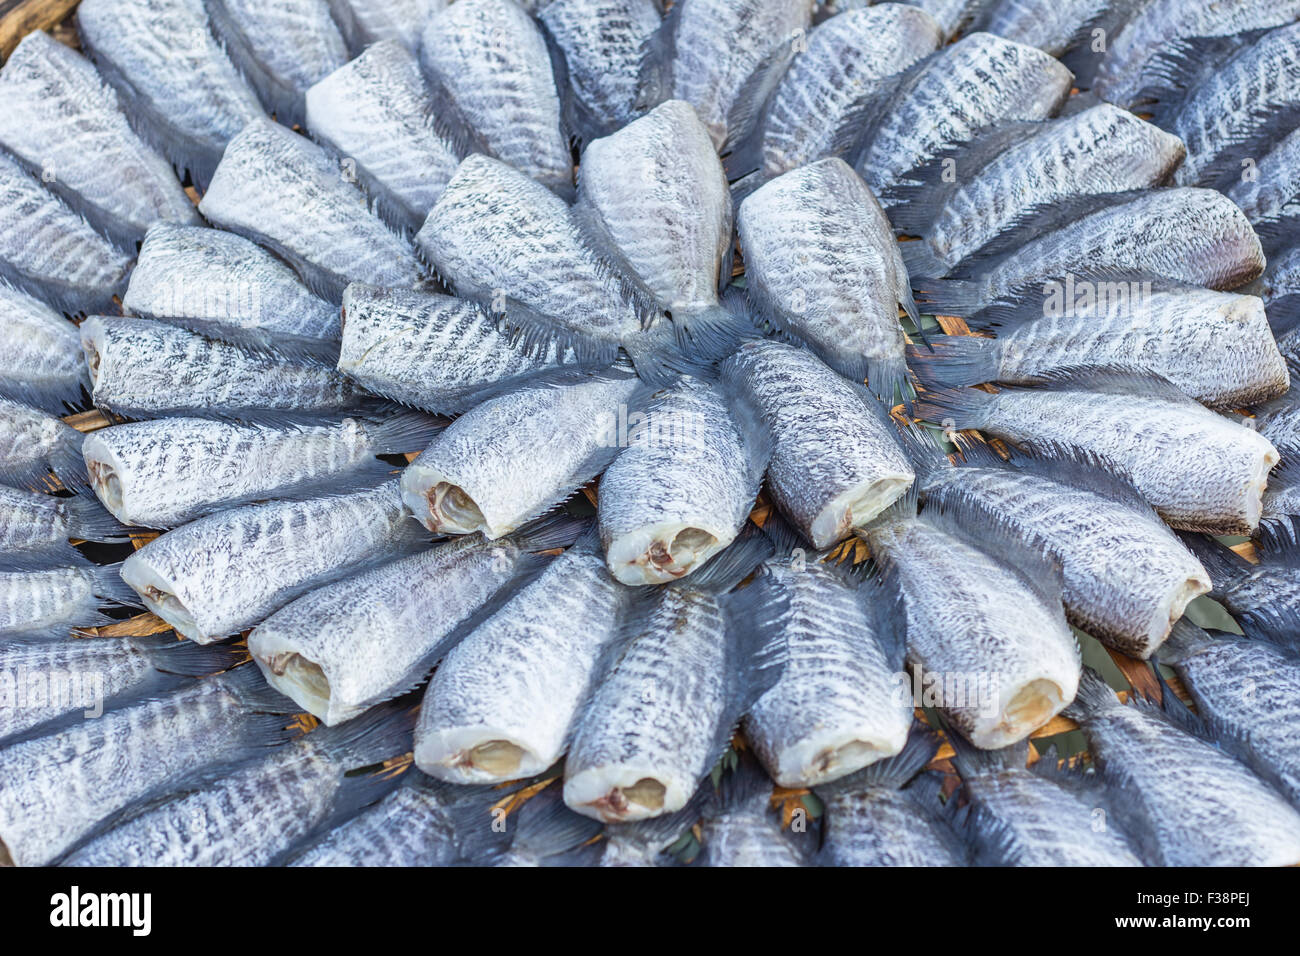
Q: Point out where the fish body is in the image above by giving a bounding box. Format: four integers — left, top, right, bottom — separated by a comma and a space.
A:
737, 158, 916, 400
0, 399, 88, 493
418, 0, 571, 193
744, 4, 943, 180
76, 0, 265, 187
62, 705, 410, 866
597, 376, 765, 585
928, 189, 1266, 315
1183, 518, 1300, 648
0, 485, 128, 561
950, 739, 1142, 866
742, 559, 912, 788
249, 533, 550, 725
0, 562, 139, 640
720, 340, 913, 548
641, 0, 815, 151
415, 536, 629, 782
0, 666, 296, 866
577, 101, 734, 346
120, 480, 422, 643
909, 285, 1289, 410
329, 0, 440, 52
891, 106, 1186, 276
860, 506, 1080, 748
305, 40, 468, 234
0, 282, 88, 413
0, 152, 132, 315
402, 372, 640, 539
80, 317, 364, 421
1159, 622, 1300, 809
697, 762, 811, 867
337, 284, 580, 414
1066, 670, 1300, 866
916, 372, 1279, 534
538, 0, 662, 142
854, 32, 1074, 202
1094, 0, 1300, 108
81, 412, 437, 528
416, 154, 679, 381
917, 444, 1210, 658
199, 119, 425, 302
1228, 125, 1300, 241
0, 31, 197, 247
205, 0, 348, 127
1169, 23, 1300, 189
974, 0, 1110, 55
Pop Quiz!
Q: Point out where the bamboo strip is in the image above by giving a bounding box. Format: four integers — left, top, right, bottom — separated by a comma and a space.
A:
0, 0, 78, 59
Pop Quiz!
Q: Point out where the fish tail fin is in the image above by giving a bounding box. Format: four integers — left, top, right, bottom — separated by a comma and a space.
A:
216, 662, 303, 713
911, 386, 995, 432
1152, 618, 1215, 666
690, 521, 775, 594
1174, 531, 1251, 596
510, 509, 594, 552
912, 277, 987, 317
906, 335, 1002, 389
673, 302, 757, 362
131, 634, 247, 677
49, 427, 90, 493
358, 409, 446, 455
634, 0, 680, 112
943, 723, 1029, 777
509, 785, 605, 864
91, 562, 144, 608
311, 699, 419, 765
1061, 666, 1120, 722
63, 495, 132, 543
867, 351, 911, 410
890, 421, 952, 480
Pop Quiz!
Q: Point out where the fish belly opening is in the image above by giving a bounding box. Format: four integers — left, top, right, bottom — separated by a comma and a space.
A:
260, 650, 332, 722
425, 482, 487, 535
810, 475, 913, 548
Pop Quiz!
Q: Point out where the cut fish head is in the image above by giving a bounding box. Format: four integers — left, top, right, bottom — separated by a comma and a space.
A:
120, 551, 204, 642
564, 765, 680, 823
604, 520, 731, 586
415, 725, 550, 784
401, 463, 490, 537
808, 473, 915, 550
81, 433, 129, 524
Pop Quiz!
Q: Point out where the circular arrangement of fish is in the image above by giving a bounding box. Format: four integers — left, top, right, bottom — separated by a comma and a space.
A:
2, 0, 1300, 867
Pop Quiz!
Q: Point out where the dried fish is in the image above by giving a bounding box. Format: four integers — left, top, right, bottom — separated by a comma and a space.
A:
0, 282, 88, 414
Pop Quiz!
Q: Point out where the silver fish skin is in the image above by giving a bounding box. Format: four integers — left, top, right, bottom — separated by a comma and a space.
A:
641, 0, 815, 152
199, 119, 425, 302
0, 484, 128, 560
1262, 460, 1300, 532
1256, 390, 1300, 454
950, 740, 1142, 866
122, 224, 340, 351
305, 40, 467, 234
909, 287, 1290, 410
329, 0, 442, 53
0, 665, 296, 867
415, 537, 628, 782
974, 0, 1109, 55
249, 534, 544, 726
204, 0, 348, 128
737, 158, 916, 399
338, 284, 580, 414
891, 106, 1186, 275
916, 375, 1279, 535
1094, 0, 1300, 109
917, 447, 1210, 659
1170, 23, 1300, 189
1228, 125, 1300, 234
814, 734, 969, 866
79, 317, 364, 421
0, 562, 139, 640
0, 152, 132, 316
698, 773, 809, 867
720, 340, 914, 548
81, 412, 437, 528
742, 561, 912, 788
744, 4, 943, 181
418, 0, 571, 193
120, 479, 422, 643
1066, 669, 1300, 866
860, 509, 1080, 749
0, 282, 88, 414
416, 154, 676, 380
1159, 622, 1300, 809
854, 32, 1074, 203
538, 0, 662, 142
76, 0, 265, 188
288, 774, 463, 866
0, 31, 198, 247
577, 101, 733, 334
62, 705, 409, 866
401, 372, 639, 539
1184, 520, 1300, 647
0, 399, 88, 493
932, 189, 1267, 314
562, 589, 733, 822
597, 376, 764, 586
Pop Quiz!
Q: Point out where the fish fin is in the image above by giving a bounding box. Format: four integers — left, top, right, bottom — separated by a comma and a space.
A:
1173, 531, 1252, 596
944, 723, 1030, 777
910, 385, 995, 431
483, 295, 622, 370
634, 0, 680, 112
884, 120, 1046, 231
129, 634, 247, 677
1152, 617, 1216, 666
1253, 514, 1300, 564
47, 426, 90, 494
721, 31, 801, 158
216, 661, 311, 714
906, 334, 1001, 389
360, 409, 447, 455
0, 381, 87, 416
90, 562, 144, 608
729, 169, 766, 207
867, 351, 911, 409
1061, 666, 1120, 722
710, 750, 775, 813
567, 198, 663, 321
813, 725, 940, 797
1131, 32, 1262, 123
152, 316, 341, 365
309, 699, 419, 765
1004, 364, 1201, 405
63, 496, 133, 543
508, 784, 606, 863
509, 509, 595, 552
618, 319, 712, 386
910, 277, 988, 317
681, 521, 775, 594
994, 439, 1151, 514
897, 239, 951, 281
756, 509, 806, 563
672, 303, 758, 363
